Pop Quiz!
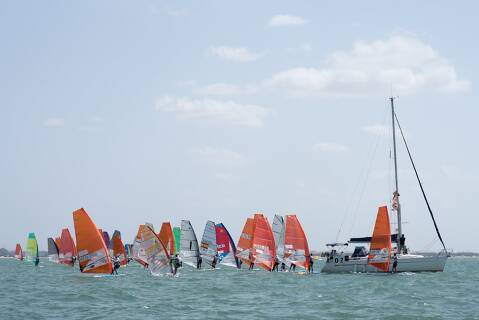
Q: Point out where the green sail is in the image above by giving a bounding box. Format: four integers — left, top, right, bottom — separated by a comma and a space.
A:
26, 232, 39, 266
173, 227, 181, 254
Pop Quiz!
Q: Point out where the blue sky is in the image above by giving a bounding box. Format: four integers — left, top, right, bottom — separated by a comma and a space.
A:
1, 1, 477, 252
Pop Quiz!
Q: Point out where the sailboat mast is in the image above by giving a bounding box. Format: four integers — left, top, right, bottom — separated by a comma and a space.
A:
390, 97, 402, 254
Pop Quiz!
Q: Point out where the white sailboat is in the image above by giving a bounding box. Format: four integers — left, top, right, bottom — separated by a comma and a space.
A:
321, 97, 449, 273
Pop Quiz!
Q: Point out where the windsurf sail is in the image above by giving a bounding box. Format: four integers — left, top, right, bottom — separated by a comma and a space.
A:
199, 220, 217, 267
272, 214, 285, 263
131, 225, 149, 267
102, 231, 111, 250
14, 243, 23, 261
368, 206, 392, 272
73, 208, 112, 274
140, 226, 170, 275
158, 222, 175, 256
112, 231, 127, 266
236, 218, 255, 267
47, 237, 60, 263
60, 228, 77, 266
179, 220, 199, 268
284, 214, 310, 270
252, 214, 276, 271
26, 233, 39, 266
216, 223, 240, 268
173, 227, 181, 254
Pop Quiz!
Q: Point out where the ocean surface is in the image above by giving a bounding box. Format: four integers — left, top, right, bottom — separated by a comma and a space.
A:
0, 257, 478, 319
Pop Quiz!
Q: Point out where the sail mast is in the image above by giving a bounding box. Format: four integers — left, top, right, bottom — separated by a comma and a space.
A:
390, 97, 403, 253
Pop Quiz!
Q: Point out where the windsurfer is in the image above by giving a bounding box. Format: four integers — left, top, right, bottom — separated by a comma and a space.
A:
280, 262, 286, 271
289, 263, 296, 272
392, 253, 398, 273
197, 255, 202, 269
273, 257, 279, 271
112, 255, 121, 275
248, 252, 254, 270
308, 254, 314, 273
170, 254, 180, 275
211, 255, 217, 269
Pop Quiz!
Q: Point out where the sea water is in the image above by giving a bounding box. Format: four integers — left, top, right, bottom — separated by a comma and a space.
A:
0, 257, 477, 319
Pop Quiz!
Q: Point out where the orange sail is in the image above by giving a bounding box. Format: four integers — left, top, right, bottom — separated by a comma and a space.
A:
112, 232, 128, 266
252, 213, 276, 271
15, 243, 23, 260
236, 218, 255, 266
60, 228, 77, 265
368, 206, 392, 272
158, 222, 175, 256
73, 208, 112, 274
284, 214, 310, 270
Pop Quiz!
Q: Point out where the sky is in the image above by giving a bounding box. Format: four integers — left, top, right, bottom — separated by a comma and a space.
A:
1, 1, 477, 252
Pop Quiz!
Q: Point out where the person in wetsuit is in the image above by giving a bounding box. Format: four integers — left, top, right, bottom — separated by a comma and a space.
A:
289, 263, 296, 272
273, 257, 279, 271
392, 253, 398, 273
112, 255, 121, 275
280, 262, 286, 272
197, 255, 202, 269
211, 255, 217, 269
308, 254, 314, 273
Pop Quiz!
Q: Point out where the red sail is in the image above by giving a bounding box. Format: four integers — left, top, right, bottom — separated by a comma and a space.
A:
158, 222, 175, 256
368, 206, 392, 272
73, 208, 112, 274
236, 218, 255, 266
60, 228, 76, 265
15, 243, 23, 260
284, 214, 310, 270
252, 213, 276, 271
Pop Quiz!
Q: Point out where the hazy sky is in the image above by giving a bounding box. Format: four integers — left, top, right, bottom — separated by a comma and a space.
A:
1, 1, 477, 252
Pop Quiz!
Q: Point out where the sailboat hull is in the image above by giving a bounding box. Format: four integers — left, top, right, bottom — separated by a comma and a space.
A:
321, 253, 448, 273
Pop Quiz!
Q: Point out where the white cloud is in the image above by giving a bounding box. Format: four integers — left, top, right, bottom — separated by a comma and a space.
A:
362, 124, 390, 137
156, 95, 269, 128
43, 118, 64, 127
313, 143, 351, 153
266, 35, 470, 97
208, 46, 263, 62
189, 146, 245, 168
195, 82, 258, 96
269, 14, 307, 27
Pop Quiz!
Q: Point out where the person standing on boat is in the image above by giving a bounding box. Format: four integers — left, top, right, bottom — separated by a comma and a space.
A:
392, 253, 398, 273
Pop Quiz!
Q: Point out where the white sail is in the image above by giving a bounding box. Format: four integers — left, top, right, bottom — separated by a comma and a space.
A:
179, 220, 199, 268
272, 214, 285, 262
141, 226, 170, 276
199, 220, 217, 267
